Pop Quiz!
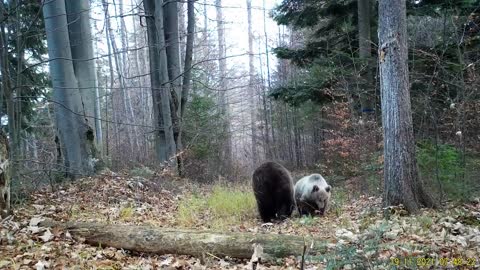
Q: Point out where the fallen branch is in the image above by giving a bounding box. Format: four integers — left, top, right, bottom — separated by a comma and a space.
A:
40, 219, 328, 261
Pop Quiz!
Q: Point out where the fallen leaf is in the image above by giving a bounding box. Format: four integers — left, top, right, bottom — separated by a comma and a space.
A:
29, 216, 45, 227
0, 261, 11, 268
35, 260, 49, 270
39, 229, 53, 242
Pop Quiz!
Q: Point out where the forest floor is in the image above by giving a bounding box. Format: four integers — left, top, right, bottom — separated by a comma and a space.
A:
1, 169, 480, 270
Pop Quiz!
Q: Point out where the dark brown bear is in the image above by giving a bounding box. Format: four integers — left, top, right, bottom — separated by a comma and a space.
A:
252, 162, 295, 222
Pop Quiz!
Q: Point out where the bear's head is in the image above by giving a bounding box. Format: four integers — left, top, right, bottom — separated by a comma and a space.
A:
310, 184, 331, 215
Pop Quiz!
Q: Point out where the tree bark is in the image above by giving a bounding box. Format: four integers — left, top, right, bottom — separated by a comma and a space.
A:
378, 0, 437, 213
40, 220, 328, 261
247, 0, 258, 165
143, 0, 178, 168
358, 0, 374, 115
176, 0, 196, 176
65, 0, 101, 162
215, 0, 232, 173
43, 0, 94, 178
101, 0, 135, 158
144, 0, 168, 162
0, 130, 10, 218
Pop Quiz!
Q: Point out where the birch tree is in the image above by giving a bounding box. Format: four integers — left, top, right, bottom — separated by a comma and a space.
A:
378, 0, 436, 213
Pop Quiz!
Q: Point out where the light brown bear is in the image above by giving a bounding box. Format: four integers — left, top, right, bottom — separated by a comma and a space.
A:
294, 174, 332, 216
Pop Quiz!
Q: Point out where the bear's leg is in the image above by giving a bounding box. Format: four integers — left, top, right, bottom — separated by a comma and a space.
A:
277, 202, 293, 220
257, 201, 275, 223
297, 202, 309, 216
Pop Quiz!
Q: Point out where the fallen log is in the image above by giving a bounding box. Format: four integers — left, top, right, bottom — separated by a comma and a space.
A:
40, 219, 329, 261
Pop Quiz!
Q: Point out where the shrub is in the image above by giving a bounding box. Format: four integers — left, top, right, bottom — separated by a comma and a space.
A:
417, 141, 469, 201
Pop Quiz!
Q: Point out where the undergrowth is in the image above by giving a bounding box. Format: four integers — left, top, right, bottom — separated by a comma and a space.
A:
417, 141, 479, 201
177, 184, 257, 229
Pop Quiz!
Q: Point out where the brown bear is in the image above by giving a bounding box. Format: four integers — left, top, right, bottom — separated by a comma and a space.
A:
252, 162, 295, 222
294, 173, 332, 216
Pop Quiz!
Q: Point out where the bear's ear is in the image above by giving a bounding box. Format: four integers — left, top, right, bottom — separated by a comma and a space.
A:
312, 185, 319, 193
325, 185, 331, 193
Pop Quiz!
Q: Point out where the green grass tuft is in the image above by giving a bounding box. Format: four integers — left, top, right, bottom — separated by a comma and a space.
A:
177, 184, 257, 229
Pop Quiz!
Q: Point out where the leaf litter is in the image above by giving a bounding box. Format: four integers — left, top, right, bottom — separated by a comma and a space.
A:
0, 171, 479, 269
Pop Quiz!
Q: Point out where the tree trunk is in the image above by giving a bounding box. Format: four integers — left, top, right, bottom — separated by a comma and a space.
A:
0, 130, 10, 218
215, 0, 232, 173
378, 0, 437, 213
358, 0, 374, 115
0, 0, 20, 192
176, 0, 196, 176
143, 0, 178, 168
102, 0, 135, 159
118, 0, 141, 157
247, 0, 258, 165
163, 0, 183, 169
43, 0, 94, 178
40, 220, 328, 261
144, 0, 167, 162
65, 0, 101, 162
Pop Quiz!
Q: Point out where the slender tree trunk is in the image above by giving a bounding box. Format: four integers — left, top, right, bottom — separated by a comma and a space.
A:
247, 0, 258, 165
143, 0, 177, 167
0, 2, 11, 217
378, 0, 437, 213
0, 130, 9, 218
144, 0, 168, 162
215, 0, 232, 173
118, 0, 141, 157
257, 39, 271, 159
163, 0, 183, 162
358, 0, 374, 115
1, 0, 20, 192
176, 0, 195, 176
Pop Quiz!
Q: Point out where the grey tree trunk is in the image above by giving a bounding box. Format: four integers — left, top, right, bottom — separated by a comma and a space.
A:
176, 0, 196, 176
0, 0, 20, 192
263, 0, 274, 159
155, 0, 178, 168
43, 0, 94, 178
143, 0, 177, 167
118, 0, 141, 156
0, 130, 9, 218
102, 0, 135, 157
247, 0, 258, 165
65, 0, 101, 159
358, 0, 374, 116
163, 0, 184, 172
164, 0, 183, 107
144, 0, 168, 162
0, 3, 11, 214
215, 0, 232, 172
0, 3, 10, 216
378, 0, 437, 213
